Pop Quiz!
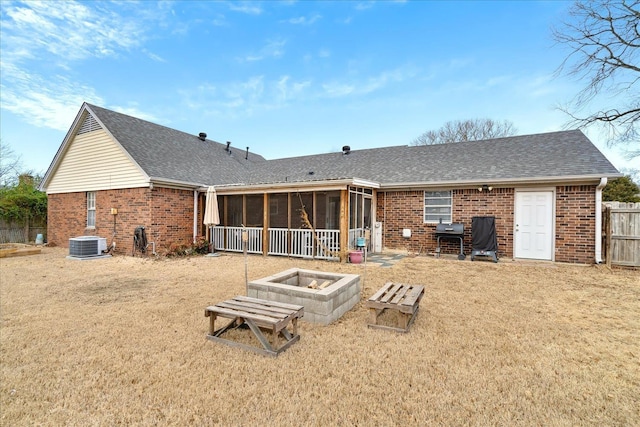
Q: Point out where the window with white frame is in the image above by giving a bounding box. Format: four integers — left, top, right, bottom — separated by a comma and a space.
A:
87, 192, 96, 228
424, 190, 452, 223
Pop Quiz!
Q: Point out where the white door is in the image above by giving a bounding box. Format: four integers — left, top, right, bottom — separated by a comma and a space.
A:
515, 191, 554, 260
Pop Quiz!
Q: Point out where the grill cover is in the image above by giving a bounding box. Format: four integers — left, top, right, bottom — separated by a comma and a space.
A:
471, 216, 497, 252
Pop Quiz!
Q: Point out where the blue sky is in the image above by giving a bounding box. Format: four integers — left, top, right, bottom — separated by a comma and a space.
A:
0, 0, 636, 177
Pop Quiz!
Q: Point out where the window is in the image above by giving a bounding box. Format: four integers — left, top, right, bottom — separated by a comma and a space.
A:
424, 190, 452, 223
87, 192, 96, 228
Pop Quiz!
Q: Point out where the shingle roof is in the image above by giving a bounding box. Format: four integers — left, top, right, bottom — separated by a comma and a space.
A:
244, 130, 621, 186
86, 103, 620, 188
87, 103, 265, 186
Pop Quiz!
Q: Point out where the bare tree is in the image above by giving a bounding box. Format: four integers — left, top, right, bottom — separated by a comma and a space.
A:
411, 118, 517, 145
553, 0, 639, 158
0, 140, 22, 186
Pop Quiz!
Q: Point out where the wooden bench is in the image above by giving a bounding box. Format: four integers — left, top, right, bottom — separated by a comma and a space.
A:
366, 282, 425, 333
205, 296, 304, 357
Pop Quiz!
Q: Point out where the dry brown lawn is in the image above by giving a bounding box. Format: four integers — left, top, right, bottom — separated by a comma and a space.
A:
1, 248, 639, 426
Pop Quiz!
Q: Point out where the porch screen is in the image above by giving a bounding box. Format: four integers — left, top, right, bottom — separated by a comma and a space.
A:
291, 193, 313, 229
245, 195, 263, 227
269, 194, 288, 228
226, 195, 243, 226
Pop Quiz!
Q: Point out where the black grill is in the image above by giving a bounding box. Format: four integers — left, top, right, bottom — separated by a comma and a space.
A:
435, 223, 465, 260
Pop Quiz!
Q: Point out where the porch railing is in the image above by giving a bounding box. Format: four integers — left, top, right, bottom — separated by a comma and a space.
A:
211, 226, 262, 254
211, 226, 339, 260
268, 228, 289, 256
315, 229, 340, 260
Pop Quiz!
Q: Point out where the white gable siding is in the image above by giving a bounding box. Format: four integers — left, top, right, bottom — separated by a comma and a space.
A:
46, 129, 148, 194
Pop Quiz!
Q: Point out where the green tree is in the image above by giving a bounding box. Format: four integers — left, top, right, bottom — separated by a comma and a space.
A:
603, 175, 640, 202
0, 174, 47, 224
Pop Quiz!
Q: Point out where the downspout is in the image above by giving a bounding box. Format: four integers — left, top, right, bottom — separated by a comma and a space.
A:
595, 177, 607, 264
193, 190, 199, 244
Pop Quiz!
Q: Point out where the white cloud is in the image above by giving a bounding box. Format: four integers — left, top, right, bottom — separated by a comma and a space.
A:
0, 1, 171, 131
143, 49, 166, 62
0, 64, 104, 131
211, 14, 229, 26
228, 2, 263, 15
111, 105, 160, 123
322, 82, 355, 97
276, 75, 311, 103
179, 74, 313, 117
285, 14, 322, 25
1, 1, 147, 63
320, 65, 419, 98
242, 38, 286, 62
355, 2, 374, 11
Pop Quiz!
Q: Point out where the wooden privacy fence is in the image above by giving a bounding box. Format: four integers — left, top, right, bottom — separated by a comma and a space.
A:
603, 202, 640, 268
0, 220, 47, 244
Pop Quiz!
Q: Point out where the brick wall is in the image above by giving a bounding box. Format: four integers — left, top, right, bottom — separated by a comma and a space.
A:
377, 189, 513, 258
47, 187, 200, 255
47, 192, 90, 248
377, 185, 597, 263
149, 187, 198, 253
555, 185, 596, 264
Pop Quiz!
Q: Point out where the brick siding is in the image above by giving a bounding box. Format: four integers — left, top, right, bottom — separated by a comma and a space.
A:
47, 187, 202, 255
377, 185, 597, 263
555, 185, 596, 263
49, 184, 597, 263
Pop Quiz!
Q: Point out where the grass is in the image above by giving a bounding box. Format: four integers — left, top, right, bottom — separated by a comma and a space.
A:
1, 248, 639, 426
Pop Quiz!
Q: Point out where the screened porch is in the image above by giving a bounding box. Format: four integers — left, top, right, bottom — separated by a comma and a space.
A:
206, 186, 374, 261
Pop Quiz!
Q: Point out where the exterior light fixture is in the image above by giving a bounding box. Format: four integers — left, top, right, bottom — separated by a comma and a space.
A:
478, 184, 493, 192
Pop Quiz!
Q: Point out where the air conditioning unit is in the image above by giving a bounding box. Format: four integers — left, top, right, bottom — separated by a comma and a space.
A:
69, 236, 107, 257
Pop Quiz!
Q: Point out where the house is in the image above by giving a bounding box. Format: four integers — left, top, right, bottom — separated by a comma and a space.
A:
39, 102, 621, 263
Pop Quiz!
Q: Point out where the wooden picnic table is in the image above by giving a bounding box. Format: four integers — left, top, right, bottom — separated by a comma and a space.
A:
205, 296, 304, 357
366, 282, 425, 333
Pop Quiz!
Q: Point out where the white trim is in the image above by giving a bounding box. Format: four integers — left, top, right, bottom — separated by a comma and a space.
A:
87, 191, 96, 228
380, 174, 622, 191
210, 178, 378, 195
595, 177, 607, 264
513, 189, 556, 261
193, 190, 199, 244
423, 190, 453, 224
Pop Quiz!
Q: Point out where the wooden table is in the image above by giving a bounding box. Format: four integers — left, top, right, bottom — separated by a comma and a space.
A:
366, 283, 425, 333
205, 296, 304, 357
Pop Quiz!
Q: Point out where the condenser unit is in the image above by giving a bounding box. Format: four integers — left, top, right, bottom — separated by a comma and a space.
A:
69, 236, 107, 257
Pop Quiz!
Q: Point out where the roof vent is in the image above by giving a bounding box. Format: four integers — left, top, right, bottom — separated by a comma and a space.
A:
198, 132, 207, 141
342, 145, 351, 155
226, 141, 231, 153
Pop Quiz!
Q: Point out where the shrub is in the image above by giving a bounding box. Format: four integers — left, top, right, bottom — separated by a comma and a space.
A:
166, 238, 210, 257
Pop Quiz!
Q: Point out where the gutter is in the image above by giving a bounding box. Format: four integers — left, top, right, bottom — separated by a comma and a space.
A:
193, 190, 199, 244
379, 174, 622, 190
595, 177, 607, 264
205, 178, 380, 195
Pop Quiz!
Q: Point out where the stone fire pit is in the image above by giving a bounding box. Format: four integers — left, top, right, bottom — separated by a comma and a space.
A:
248, 268, 360, 325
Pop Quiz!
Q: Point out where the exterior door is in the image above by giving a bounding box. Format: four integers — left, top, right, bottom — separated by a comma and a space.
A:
515, 191, 554, 260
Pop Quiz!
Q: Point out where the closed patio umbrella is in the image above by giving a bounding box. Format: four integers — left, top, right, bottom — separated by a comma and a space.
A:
203, 186, 220, 255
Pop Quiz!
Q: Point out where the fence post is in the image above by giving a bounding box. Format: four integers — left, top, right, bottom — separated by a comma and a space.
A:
24, 215, 30, 243
605, 206, 612, 268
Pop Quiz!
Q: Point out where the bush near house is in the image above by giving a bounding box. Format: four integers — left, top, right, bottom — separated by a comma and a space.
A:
0, 174, 47, 243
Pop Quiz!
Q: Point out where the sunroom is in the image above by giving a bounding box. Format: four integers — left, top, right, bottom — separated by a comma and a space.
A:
203, 179, 378, 261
